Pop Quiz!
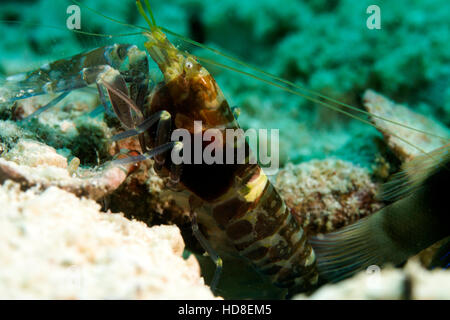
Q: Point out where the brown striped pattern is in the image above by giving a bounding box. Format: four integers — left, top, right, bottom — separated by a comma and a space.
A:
211, 165, 318, 292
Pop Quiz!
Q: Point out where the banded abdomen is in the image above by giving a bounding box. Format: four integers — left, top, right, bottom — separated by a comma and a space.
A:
140, 27, 318, 294
206, 163, 319, 293
145, 77, 318, 294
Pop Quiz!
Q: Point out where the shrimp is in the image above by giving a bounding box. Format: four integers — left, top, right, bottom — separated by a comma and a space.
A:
111, 2, 319, 295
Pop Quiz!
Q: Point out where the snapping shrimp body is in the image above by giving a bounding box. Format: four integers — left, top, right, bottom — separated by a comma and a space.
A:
139, 28, 318, 294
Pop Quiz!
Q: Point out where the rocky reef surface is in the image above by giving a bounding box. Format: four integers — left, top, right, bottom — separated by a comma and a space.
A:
294, 260, 450, 300
275, 158, 383, 236
0, 89, 448, 299
0, 181, 215, 299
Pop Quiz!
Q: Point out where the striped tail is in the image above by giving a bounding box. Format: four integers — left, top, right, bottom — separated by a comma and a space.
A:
211, 164, 318, 294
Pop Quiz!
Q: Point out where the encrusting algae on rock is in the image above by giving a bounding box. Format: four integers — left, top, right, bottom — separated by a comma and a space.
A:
275, 159, 383, 236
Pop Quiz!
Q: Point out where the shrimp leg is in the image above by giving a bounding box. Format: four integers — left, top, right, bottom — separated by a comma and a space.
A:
151, 110, 184, 186
111, 110, 168, 141
111, 109, 182, 185
112, 141, 177, 165
191, 210, 223, 293
153, 111, 171, 165
90, 65, 144, 128
21, 91, 71, 121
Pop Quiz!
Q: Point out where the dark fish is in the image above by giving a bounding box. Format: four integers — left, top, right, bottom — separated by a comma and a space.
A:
310, 144, 450, 282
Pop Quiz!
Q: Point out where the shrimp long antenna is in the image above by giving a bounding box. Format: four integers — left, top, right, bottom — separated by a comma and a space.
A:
191, 52, 450, 167
0, 20, 141, 38
70, 0, 449, 142
144, 0, 157, 27
72, 0, 139, 30
161, 27, 450, 142
136, 0, 155, 30
185, 52, 433, 159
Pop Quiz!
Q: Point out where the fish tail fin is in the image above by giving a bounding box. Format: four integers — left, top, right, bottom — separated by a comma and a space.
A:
311, 144, 450, 283
309, 215, 387, 283
381, 143, 450, 202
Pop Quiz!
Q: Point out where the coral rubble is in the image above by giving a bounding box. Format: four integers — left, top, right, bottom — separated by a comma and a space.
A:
0, 136, 131, 200
0, 181, 216, 299
363, 90, 450, 161
294, 260, 450, 300
275, 159, 382, 236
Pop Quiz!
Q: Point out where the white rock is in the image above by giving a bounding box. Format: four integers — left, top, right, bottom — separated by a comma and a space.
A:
3, 139, 67, 168
294, 260, 450, 300
0, 181, 217, 299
